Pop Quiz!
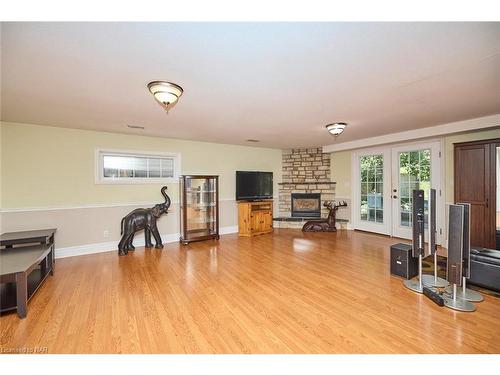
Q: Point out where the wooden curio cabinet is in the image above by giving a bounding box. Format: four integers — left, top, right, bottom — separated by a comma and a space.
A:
179, 175, 220, 245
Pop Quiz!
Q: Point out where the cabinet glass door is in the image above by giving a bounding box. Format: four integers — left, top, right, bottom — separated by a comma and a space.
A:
180, 175, 219, 244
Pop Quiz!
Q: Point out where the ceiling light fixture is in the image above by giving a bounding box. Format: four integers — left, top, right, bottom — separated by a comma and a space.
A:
326, 122, 347, 136
147, 81, 183, 112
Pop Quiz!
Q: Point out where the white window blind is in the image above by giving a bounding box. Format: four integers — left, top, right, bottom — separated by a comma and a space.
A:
96, 150, 180, 184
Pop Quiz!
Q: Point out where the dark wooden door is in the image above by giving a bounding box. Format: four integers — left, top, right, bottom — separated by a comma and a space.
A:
455, 140, 496, 248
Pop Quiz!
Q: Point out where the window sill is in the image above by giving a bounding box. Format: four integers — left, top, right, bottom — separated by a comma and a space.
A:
95, 177, 179, 185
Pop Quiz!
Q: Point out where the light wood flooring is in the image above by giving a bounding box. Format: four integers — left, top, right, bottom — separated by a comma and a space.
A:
1, 229, 499, 353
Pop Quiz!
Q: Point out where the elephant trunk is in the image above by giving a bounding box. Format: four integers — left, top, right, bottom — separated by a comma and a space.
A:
161, 186, 171, 210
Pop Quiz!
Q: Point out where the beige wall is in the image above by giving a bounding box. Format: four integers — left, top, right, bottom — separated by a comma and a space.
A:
330, 150, 353, 224
1, 122, 282, 207
1, 201, 238, 251
330, 150, 352, 223
1, 122, 282, 250
330, 150, 352, 199
330, 127, 500, 224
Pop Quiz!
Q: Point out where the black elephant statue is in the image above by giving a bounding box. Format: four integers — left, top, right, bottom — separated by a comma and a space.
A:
118, 186, 171, 256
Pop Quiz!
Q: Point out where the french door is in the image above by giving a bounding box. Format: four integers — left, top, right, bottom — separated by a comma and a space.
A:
353, 148, 392, 235
391, 141, 441, 241
353, 141, 442, 243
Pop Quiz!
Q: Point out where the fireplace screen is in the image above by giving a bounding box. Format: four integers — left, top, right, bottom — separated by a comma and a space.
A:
291, 193, 321, 217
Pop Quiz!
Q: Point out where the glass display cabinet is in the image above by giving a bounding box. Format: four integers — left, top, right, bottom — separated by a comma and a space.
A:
179, 175, 220, 245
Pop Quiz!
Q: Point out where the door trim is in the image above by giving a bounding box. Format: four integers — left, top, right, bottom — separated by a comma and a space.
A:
454, 138, 499, 248
352, 147, 392, 235
351, 138, 444, 243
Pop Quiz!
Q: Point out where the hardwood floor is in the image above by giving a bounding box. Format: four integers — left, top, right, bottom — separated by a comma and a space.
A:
1, 229, 499, 354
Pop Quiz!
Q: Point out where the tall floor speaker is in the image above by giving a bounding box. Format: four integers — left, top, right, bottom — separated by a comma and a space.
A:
422, 189, 449, 288
403, 190, 425, 293
443, 204, 475, 311
445, 202, 483, 302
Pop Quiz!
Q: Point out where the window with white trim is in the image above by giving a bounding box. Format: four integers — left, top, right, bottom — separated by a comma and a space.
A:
96, 149, 180, 184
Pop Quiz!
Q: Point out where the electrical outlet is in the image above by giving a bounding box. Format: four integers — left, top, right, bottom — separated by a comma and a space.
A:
103, 230, 110, 238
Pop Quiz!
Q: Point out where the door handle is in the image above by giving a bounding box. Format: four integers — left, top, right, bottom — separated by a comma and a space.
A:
486, 198, 489, 208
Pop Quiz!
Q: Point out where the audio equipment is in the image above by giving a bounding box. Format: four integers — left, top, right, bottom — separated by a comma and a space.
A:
412, 189, 425, 258
422, 189, 449, 288
461, 202, 471, 279
429, 187, 436, 257
404, 190, 426, 293
443, 204, 475, 312
447, 204, 464, 285
445, 202, 483, 302
390, 243, 418, 279
423, 286, 445, 306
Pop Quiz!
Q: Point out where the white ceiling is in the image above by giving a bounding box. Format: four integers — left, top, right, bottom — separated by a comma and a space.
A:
1, 22, 499, 149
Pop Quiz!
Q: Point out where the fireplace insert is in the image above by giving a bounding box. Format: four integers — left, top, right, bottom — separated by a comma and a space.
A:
291, 193, 321, 218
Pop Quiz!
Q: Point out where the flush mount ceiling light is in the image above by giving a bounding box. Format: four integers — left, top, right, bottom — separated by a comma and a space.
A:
147, 81, 183, 112
326, 122, 347, 136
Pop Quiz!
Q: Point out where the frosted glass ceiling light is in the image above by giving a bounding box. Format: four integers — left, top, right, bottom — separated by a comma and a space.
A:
147, 81, 183, 112
326, 122, 347, 136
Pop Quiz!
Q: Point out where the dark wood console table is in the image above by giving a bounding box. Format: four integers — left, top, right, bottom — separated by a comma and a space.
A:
0, 229, 56, 318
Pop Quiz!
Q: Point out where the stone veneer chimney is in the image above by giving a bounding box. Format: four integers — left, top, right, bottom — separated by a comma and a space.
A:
279, 147, 335, 218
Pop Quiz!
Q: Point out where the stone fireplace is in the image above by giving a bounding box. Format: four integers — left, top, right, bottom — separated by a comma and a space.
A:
277, 147, 336, 225
291, 193, 321, 217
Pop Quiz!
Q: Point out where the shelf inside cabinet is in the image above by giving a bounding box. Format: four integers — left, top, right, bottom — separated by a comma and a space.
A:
187, 203, 217, 208
187, 218, 216, 224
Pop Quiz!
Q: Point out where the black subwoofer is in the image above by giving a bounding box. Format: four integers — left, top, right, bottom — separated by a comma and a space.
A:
390, 243, 418, 279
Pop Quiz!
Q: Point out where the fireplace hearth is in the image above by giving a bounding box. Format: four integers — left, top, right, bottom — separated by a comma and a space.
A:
291, 193, 321, 218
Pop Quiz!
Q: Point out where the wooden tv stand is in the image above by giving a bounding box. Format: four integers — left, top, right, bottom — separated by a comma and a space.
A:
238, 201, 273, 237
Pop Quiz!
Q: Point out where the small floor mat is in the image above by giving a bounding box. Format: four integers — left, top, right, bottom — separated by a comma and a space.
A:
422, 255, 500, 298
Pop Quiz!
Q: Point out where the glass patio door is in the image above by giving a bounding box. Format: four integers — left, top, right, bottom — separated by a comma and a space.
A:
353, 141, 442, 242
391, 141, 441, 241
353, 149, 392, 235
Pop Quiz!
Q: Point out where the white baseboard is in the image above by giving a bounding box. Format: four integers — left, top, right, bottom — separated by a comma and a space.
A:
219, 225, 239, 235
55, 225, 239, 259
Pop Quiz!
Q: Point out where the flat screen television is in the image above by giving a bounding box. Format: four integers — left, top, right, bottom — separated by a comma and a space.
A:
236, 171, 273, 201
